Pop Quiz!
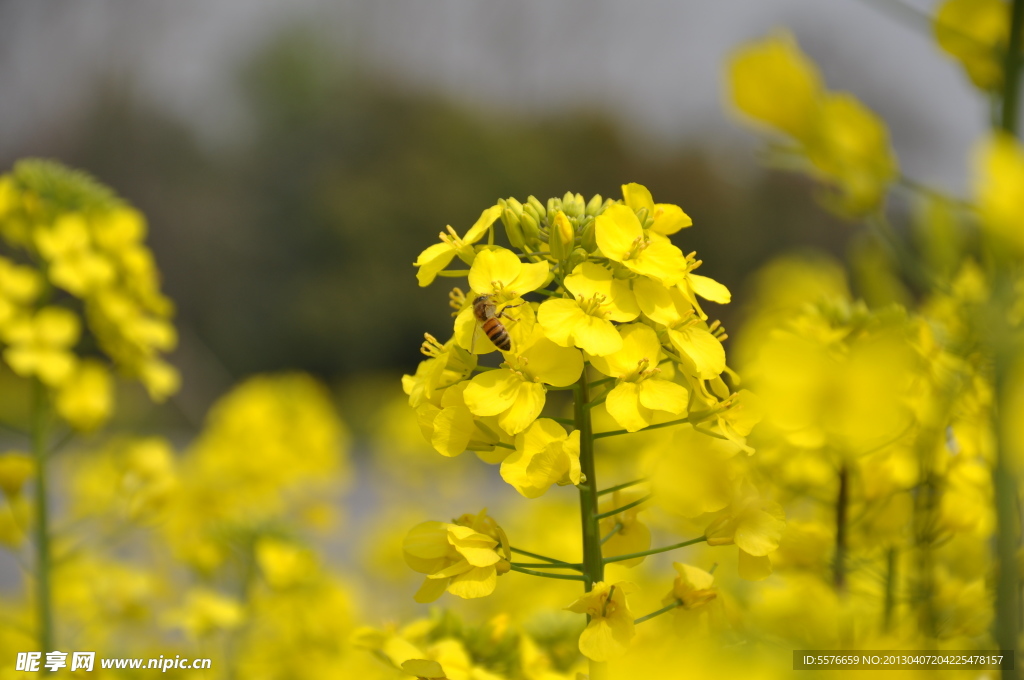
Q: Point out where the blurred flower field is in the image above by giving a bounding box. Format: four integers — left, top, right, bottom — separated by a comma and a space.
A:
2, 1, 1024, 679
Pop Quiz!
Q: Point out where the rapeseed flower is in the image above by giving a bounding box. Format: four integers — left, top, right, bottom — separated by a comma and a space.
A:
565, 581, 636, 662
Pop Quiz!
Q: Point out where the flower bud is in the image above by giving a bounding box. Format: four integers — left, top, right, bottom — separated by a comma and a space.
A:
520, 211, 540, 242
580, 217, 598, 252
585, 194, 605, 216
501, 208, 526, 249
548, 210, 573, 261
566, 247, 589, 273
505, 196, 524, 217
547, 197, 562, 218
527, 195, 547, 219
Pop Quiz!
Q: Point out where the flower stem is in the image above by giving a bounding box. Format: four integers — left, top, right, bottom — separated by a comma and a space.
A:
634, 599, 681, 625
31, 379, 53, 658
575, 376, 603, 592
509, 565, 585, 581
600, 523, 623, 545
594, 494, 652, 521
509, 562, 583, 571
603, 536, 707, 565
834, 463, 849, 591
1000, 0, 1024, 135
597, 478, 648, 496
593, 416, 692, 439
509, 547, 573, 565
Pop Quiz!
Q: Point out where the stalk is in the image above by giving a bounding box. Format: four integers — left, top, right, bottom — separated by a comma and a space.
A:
992, 5, 1024, 675
31, 379, 53, 659
574, 374, 607, 680
834, 463, 848, 591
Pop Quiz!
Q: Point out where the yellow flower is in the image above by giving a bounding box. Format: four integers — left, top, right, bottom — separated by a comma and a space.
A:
633, 278, 725, 380
588, 323, 689, 432
0, 257, 40, 329
467, 247, 550, 299
595, 204, 688, 285
664, 563, 718, 637
620, 183, 692, 235
0, 452, 33, 497
537, 262, 640, 356
463, 332, 583, 435
598, 489, 651, 567
935, 0, 1009, 90
500, 418, 581, 498
975, 132, 1024, 251
2, 306, 79, 386
704, 490, 785, 581
416, 381, 509, 458
565, 581, 636, 662
34, 213, 114, 296
413, 205, 502, 286
163, 588, 244, 639
402, 333, 477, 408
403, 510, 510, 603
255, 538, 317, 589
711, 389, 762, 454
727, 32, 823, 139
55, 359, 114, 431
806, 92, 898, 215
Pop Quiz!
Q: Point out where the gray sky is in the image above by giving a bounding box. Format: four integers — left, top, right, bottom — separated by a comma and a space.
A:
0, 0, 993, 192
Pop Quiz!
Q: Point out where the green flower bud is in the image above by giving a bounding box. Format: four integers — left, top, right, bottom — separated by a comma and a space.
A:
566, 247, 589, 273
580, 217, 598, 253
501, 208, 526, 249
520, 211, 540, 242
505, 197, 524, 217
549, 210, 574, 262
527, 195, 547, 219
547, 197, 561, 218
585, 194, 604, 216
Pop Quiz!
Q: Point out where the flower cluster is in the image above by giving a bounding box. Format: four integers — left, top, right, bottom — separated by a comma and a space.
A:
728, 33, 898, 215
0, 160, 179, 431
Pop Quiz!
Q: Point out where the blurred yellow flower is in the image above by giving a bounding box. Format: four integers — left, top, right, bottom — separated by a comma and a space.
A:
55, 359, 113, 431
565, 581, 636, 662
0, 451, 32, 497
2, 306, 79, 386
501, 418, 581, 498
935, 0, 1009, 90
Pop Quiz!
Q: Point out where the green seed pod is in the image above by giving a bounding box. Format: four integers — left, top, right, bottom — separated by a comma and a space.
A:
520, 211, 540, 242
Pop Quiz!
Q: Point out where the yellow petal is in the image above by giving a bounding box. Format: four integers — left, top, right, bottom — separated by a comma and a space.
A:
605, 382, 652, 433
498, 381, 546, 435
414, 576, 450, 603
430, 406, 474, 457
651, 203, 692, 235
734, 503, 786, 557
638, 379, 689, 415
621, 183, 654, 215
573, 315, 623, 356
688, 274, 732, 304
414, 242, 457, 287
403, 521, 453, 573
521, 336, 584, 387
463, 205, 502, 244
446, 565, 498, 599
469, 248, 522, 294
595, 205, 642, 263
624, 239, 687, 285
507, 261, 550, 295
464, 370, 521, 417
537, 298, 587, 347
668, 327, 725, 379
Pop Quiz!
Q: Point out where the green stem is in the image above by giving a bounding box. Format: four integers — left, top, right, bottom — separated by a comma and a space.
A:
603, 536, 707, 565
600, 523, 623, 545
593, 416, 693, 440
884, 547, 898, 632
549, 417, 575, 426
509, 562, 583, 571
1000, 0, 1024, 134
598, 478, 648, 496
574, 376, 603, 592
31, 380, 53, 659
435, 270, 471, 277
634, 599, 681, 625
509, 565, 585, 581
834, 463, 849, 592
509, 547, 573, 565
594, 494, 652, 521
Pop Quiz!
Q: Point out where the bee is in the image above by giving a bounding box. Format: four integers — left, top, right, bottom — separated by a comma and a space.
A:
472, 295, 523, 352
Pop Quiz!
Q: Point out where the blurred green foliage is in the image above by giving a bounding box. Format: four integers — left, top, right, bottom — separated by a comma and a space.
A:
5, 27, 850, 381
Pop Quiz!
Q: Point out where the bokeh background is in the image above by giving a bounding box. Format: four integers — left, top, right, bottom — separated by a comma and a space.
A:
0, 2, 1010, 675
0, 0, 989, 411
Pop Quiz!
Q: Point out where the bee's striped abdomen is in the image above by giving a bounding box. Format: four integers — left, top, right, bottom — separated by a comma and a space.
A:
482, 318, 511, 351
